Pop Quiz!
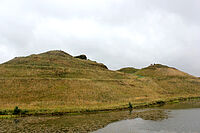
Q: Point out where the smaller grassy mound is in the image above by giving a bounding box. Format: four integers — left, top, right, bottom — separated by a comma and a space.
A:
135, 64, 191, 78
118, 67, 139, 74
145, 64, 170, 69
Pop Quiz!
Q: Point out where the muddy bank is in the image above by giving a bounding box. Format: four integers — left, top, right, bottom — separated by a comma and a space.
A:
0, 109, 168, 133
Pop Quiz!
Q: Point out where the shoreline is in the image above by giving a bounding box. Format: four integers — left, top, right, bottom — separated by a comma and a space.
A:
1, 96, 200, 118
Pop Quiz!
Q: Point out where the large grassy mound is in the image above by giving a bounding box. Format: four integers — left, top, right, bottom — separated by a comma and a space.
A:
0, 51, 199, 113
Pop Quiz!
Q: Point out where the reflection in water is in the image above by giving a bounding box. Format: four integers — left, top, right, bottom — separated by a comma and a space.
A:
0, 109, 167, 133
129, 108, 133, 115
94, 108, 200, 133
93, 100, 200, 133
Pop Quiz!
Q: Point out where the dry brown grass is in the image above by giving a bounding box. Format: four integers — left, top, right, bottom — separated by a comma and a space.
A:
0, 78, 162, 110
0, 51, 200, 113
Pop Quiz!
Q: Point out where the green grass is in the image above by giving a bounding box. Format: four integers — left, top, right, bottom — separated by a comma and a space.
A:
118, 67, 139, 74
0, 115, 17, 119
0, 50, 200, 114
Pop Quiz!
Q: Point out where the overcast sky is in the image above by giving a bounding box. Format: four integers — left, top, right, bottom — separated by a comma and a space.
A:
0, 0, 199, 76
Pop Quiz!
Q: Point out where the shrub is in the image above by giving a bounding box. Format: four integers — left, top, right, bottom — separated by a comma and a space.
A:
13, 106, 21, 115
0, 110, 7, 115
21, 109, 28, 115
74, 55, 87, 60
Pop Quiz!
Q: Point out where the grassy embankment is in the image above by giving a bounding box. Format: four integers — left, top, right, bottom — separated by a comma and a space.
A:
0, 50, 200, 115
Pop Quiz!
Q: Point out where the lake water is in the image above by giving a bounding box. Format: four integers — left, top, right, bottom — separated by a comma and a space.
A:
93, 100, 200, 133
1, 100, 200, 133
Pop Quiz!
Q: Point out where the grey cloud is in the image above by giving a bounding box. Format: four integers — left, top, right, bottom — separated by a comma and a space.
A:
0, 0, 199, 76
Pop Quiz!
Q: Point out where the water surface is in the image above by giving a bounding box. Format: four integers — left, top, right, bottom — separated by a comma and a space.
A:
93, 100, 200, 133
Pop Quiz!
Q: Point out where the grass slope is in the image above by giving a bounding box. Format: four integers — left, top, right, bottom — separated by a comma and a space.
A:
0, 51, 200, 114
118, 67, 139, 74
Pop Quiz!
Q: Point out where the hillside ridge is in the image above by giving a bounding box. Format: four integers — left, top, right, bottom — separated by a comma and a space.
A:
0, 50, 199, 114
3, 50, 108, 70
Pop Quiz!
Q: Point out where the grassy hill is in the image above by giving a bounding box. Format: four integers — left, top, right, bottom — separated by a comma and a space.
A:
118, 67, 139, 74
135, 64, 192, 77
0, 50, 200, 114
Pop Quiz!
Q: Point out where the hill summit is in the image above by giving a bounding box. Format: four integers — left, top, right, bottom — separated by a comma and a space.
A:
1, 50, 113, 79
4, 50, 107, 70
135, 64, 192, 77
